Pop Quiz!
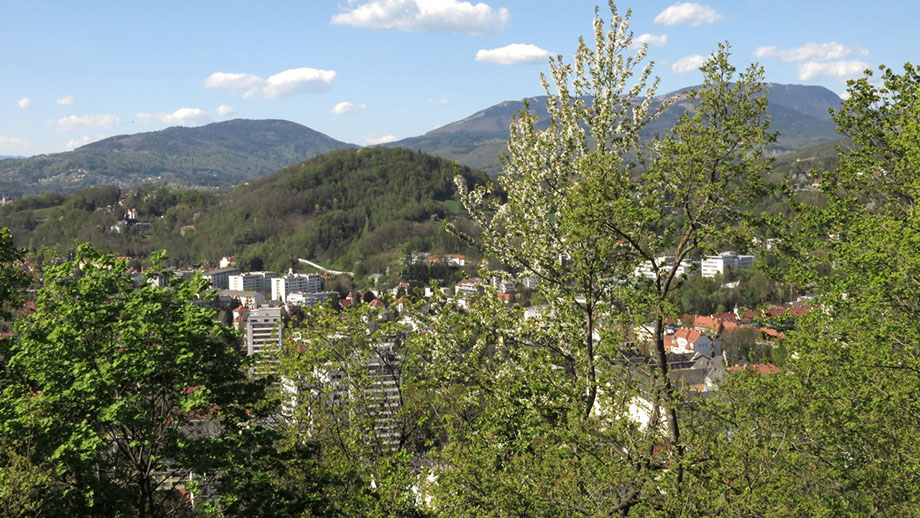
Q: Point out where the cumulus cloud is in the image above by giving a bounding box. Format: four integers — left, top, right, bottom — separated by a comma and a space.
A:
631, 33, 669, 49
135, 108, 208, 125
797, 60, 869, 81
0, 136, 27, 150
332, 0, 509, 34
162, 107, 206, 124
655, 3, 721, 26
56, 96, 75, 106
205, 68, 336, 99
57, 113, 120, 131
331, 101, 367, 115
672, 54, 706, 74
66, 135, 92, 150
17, 98, 31, 109
204, 72, 263, 90
754, 42, 868, 62
475, 43, 550, 65
366, 135, 398, 144
216, 104, 236, 116
262, 68, 336, 98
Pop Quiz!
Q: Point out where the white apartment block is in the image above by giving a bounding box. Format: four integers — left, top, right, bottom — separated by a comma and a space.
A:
229, 271, 277, 293
634, 256, 694, 281
271, 273, 323, 301
246, 306, 283, 375
287, 291, 337, 307
701, 251, 755, 278
204, 268, 240, 290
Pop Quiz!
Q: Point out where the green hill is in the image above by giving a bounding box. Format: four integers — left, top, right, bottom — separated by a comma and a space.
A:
0, 147, 487, 275
0, 119, 356, 198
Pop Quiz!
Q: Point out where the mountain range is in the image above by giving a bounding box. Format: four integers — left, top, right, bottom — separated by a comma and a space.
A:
0, 119, 355, 198
388, 83, 842, 174
0, 83, 843, 196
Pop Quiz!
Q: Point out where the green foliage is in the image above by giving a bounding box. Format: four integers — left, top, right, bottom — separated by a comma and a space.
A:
430, 4, 779, 513
764, 62, 920, 514
0, 245, 274, 517
277, 304, 432, 517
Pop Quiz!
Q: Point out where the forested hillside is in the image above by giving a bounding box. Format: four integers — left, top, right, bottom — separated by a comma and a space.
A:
0, 147, 486, 274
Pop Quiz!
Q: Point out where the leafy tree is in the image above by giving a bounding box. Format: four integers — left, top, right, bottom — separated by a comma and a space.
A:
277, 304, 431, 517
761, 62, 920, 514
426, 3, 778, 514
0, 245, 273, 517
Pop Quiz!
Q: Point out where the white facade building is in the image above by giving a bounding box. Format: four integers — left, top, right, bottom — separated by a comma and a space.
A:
634, 256, 694, 281
701, 251, 755, 278
246, 306, 283, 375
229, 271, 277, 293
287, 291, 337, 307
271, 273, 323, 301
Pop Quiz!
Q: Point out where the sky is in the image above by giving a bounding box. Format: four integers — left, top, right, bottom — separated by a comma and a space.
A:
1, 1, 915, 156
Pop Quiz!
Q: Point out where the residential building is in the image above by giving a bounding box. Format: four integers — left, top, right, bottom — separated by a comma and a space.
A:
287, 291, 338, 307
634, 256, 694, 281
204, 268, 240, 290
271, 272, 323, 301
246, 306, 283, 375
229, 271, 277, 293
700, 251, 755, 278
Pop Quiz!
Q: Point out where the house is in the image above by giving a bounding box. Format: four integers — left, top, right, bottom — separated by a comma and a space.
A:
664, 328, 720, 357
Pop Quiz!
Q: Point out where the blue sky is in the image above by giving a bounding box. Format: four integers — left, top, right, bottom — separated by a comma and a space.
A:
1, 1, 914, 156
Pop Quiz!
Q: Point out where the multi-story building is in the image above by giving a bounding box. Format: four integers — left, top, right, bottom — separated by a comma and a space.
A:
634, 256, 694, 281
229, 271, 277, 293
271, 272, 323, 301
246, 306, 283, 375
701, 251, 755, 278
287, 291, 337, 307
203, 268, 240, 290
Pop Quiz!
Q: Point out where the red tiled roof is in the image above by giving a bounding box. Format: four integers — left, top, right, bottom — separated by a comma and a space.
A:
729, 363, 780, 374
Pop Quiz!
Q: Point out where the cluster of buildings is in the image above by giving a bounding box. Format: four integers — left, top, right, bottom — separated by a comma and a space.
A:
634, 251, 756, 280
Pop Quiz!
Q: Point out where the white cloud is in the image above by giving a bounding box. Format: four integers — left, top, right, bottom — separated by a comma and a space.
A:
262, 68, 336, 99
57, 113, 120, 131
66, 135, 92, 150
672, 54, 706, 74
216, 104, 236, 116
427, 98, 450, 105
475, 43, 550, 65
204, 72, 263, 90
632, 33, 669, 49
135, 108, 208, 125
331, 101, 367, 115
205, 68, 336, 99
56, 96, 75, 106
332, 0, 509, 34
839, 90, 851, 101
754, 42, 868, 62
162, 107, 206, 124
797, 60, 869, 81
366, 135, 398, 144
0, 136, 28, 150
654, 3, 721, 26
17, 98, 31, 109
